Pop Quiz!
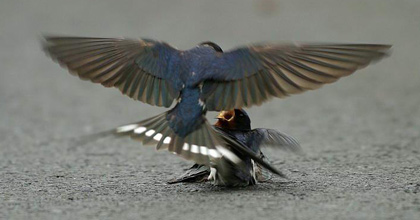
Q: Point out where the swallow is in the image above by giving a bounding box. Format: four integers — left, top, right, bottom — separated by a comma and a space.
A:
168, 109, 301, 186
43, 36, 390, 170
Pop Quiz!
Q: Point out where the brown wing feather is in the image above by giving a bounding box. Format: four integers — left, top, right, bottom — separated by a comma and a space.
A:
204, 43, 391, 111
43, 36, 179, 107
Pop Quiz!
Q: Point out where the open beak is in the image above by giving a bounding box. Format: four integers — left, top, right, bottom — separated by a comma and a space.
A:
216, 110, 235, 121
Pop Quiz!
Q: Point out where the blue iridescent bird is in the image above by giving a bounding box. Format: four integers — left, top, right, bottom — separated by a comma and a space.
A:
43, 36, 390, 170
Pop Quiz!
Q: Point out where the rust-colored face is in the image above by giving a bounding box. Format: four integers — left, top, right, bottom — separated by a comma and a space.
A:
214, 110, 236, 129
214, 109, 251, 130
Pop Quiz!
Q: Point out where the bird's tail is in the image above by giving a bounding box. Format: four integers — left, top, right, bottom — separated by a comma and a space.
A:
77, 111, 286, 179
115, 111, 244, 167
167, 164, 210, 184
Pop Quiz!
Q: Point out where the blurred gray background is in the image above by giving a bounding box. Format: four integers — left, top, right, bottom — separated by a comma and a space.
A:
1, 0, 419, 219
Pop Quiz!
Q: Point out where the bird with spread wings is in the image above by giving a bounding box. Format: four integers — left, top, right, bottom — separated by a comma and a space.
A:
43, 36, 390, 177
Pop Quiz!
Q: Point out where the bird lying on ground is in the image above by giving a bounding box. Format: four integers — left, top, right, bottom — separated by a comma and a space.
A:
168, 109, 301, 186
43, 36, 390, 178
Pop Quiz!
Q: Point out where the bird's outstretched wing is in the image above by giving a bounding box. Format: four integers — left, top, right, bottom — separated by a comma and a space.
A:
251, 128, 302, 154
43, 36, 181, 107
202, 43, 391, 110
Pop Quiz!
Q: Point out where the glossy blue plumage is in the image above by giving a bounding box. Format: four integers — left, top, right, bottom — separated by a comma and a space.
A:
167, 87, 204, 137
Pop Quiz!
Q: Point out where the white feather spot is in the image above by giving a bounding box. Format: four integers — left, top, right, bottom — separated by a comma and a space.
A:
153, 133, 163, 141
145, 129, 155, 137
200, 146, 208, 155
216, 145, 242, 164
198, 99, 205, 107
134, 127, 147, 134
163, 137, 171, 144
116, 124, 138, 133
208, 149, 222, 158
191, 144, 199, 154
182, 143, 190, 151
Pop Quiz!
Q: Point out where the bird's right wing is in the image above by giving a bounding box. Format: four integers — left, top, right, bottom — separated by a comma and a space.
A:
252, 128, 302, 154
202, 43, 391, 110
43, 36, 182, 107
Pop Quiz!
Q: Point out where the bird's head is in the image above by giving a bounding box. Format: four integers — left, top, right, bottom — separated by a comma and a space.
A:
214, 109, 251, 130
199, 41, 223, 53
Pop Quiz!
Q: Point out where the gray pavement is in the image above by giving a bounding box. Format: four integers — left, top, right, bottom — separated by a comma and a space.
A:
1, 0, 420, 219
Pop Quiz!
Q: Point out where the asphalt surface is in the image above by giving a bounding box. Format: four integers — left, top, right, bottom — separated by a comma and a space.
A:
1, 0, 420, 219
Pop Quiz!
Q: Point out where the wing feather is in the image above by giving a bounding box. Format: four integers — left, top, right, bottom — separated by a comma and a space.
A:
44, 36, 181, 107
252, 128, 302, 154
202, 43, 391, 110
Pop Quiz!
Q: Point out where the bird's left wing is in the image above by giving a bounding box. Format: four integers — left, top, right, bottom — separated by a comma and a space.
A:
201, 43, 391, 110
43, 36, 182, 107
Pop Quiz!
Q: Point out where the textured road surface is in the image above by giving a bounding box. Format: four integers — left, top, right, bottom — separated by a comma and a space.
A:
1, 0, 420, 219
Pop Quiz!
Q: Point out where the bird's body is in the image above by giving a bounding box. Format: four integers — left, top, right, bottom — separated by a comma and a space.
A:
209, 128, 272, 186
43, 36, 390, 179
169, 109, 301, 186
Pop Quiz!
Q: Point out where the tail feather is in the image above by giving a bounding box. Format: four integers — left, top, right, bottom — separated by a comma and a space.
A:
66, 112, 287, 180
167, 164, 210, 184
142, 119, 167, 145
115, 111, 244, 167
130, 114, 166, 145
155, 127, 172, 150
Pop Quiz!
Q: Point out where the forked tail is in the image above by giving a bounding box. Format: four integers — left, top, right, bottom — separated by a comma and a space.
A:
115, 111, 243, 167
115, 111, 285, 178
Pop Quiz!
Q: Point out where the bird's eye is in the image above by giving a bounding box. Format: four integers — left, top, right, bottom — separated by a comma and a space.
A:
239, 114, 244, 117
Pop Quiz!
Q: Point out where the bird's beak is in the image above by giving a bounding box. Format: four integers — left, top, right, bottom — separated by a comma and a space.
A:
216, 110, 235, 121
